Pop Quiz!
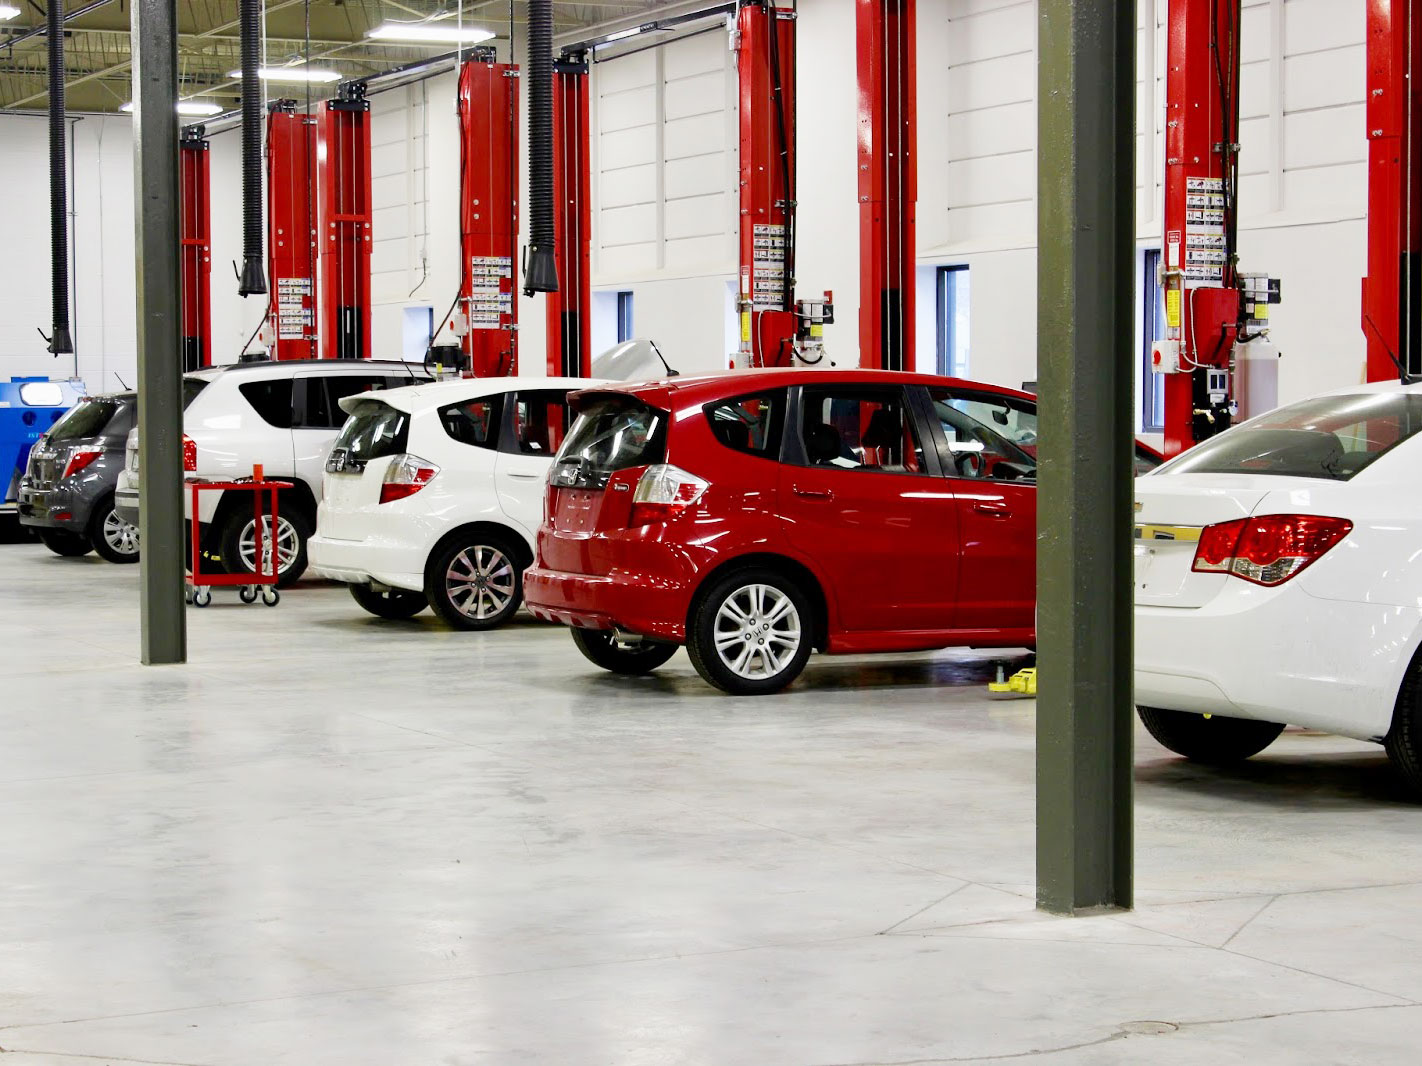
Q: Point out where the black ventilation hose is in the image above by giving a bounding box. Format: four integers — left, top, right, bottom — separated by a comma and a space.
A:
523, 0, 559, 294
237, 0, 267, 295
47, 0, 73, 355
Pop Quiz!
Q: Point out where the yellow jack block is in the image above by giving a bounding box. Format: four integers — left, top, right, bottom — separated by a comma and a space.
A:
988, 667, 1037, 697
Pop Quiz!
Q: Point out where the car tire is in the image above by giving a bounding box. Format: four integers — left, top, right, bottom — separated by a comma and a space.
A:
686, 567, 814, 696
349, 583, 428, 620
88, 495, 140, 564
1384, 657, 1422, 795
1137, 705, 1285, 764
570, 627, 678, 675
218, 504, 311, 588
424, 532, 524, 630
39, 528, 93, 557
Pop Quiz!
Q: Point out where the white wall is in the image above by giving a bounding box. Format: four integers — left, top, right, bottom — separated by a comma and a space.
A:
0, 0, 1375, 404
0, 114, 137, 393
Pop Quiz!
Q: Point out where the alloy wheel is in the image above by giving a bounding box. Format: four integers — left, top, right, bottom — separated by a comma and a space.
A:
102, 510, 140, 556
712, 583, 802, 680
239, 514, 300, 575
445, 545, 515, 620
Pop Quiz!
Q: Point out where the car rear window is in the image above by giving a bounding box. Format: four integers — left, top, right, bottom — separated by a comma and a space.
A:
1160, 390, 1422, 481
331, 400, 408, 470
550, 395, 667, 489
46, 397, 121, 441
239, 379, 294, 429
705, 390, 785, 458
183, 378, 209, 408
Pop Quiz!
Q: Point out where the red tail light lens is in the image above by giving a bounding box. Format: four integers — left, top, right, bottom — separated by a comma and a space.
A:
61, 446, 103, 480
628, 464, 709, 527
1191, 514, 1352, 586
379, 453, 440, 504
182, 435, 197, 473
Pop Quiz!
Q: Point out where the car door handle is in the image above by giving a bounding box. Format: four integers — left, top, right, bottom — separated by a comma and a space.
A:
973, 501, 1012, 517
507, 472, 542, 481
792, 485, 835, 501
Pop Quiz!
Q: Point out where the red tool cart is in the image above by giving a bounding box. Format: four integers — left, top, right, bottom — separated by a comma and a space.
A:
185, 468, 292, 608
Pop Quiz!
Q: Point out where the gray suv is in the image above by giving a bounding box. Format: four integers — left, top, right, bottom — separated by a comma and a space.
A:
18, 391, 140, 563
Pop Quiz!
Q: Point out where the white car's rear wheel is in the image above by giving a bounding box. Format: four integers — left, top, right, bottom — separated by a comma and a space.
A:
1385, 659, 1422, 796
425, 533, 523, 630
1137, 706, 1284, 764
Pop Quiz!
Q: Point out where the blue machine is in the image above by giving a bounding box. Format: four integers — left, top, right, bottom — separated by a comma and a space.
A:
2, 377, 88, 514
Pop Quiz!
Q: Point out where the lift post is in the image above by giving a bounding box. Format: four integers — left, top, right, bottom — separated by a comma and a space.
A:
1158, 0, 1243, 457
179, 125, 212, 371
548, 51, 592, 377
1363, 0, 1422, 382
736, 1, 797, 368
856, 0, 917, 372
265, 100, 319, 360
458, 52, 520, 377
318, 83, 373, 361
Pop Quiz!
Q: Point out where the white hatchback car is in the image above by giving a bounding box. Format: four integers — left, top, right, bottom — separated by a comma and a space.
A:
1133, 381, 1422, 790
309, 376, 601, 629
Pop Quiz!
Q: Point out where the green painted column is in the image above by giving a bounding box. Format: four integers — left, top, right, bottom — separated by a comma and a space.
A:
132, 0, 187, 664
1035, 0, 1136, 914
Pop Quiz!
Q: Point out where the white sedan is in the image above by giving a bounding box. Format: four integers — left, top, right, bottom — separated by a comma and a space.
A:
1133, 381, 1422, 791
309, 376, 601, 629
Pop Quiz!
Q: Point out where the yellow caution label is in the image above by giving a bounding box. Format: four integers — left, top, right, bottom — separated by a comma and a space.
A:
740, 311, 751, 344
810, 323, 823, 339
1255, 303, 1269, 320
1166, 289, 1181, 329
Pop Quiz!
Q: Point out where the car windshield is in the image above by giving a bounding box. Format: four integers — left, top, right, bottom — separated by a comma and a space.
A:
1159, 390, 1422, 481
47, 397, 121, 441
332, 400, 408, 469
550, 395, 667, 489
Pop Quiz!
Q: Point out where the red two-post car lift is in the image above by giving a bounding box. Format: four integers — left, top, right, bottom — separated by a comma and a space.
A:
179, 126, 212, 372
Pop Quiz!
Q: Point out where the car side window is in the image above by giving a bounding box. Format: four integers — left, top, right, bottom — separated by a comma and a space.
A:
439, 395, 503, 449
239, 379, 295, 429
796, 387, 926, 474
302, 375, 389, 430
927, 386, 1037, 482
704, 390, 786, 458
509, 390, 571, 456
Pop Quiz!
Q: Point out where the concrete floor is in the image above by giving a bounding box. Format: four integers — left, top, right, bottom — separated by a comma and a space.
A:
1, 541, 1420, 1065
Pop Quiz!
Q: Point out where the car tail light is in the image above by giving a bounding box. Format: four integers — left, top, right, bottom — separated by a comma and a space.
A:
182, 435, 197, 473
629, 464, 708, 527
61, 446, 103, 479
379, 453, 440, 504
1191, 514, 1352, 586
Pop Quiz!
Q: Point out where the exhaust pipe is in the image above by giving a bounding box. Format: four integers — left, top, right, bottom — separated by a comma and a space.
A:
237, 0, 267, 295
46, 0, 74, 355
523, 0, 558, 294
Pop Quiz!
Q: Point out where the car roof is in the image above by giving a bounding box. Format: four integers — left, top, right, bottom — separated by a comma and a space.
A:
572, 367, 1037, 407
187, 358, 429, 382
338, 376, 610, 416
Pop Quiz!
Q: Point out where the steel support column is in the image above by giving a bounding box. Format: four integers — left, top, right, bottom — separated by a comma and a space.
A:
459, 53, 520, 377
548, 52, 592, 377
1363, 0, 1422, 381
1036, 0, 1135, 915
179, 126, 212, 371
736, 1, 797, 367
131, 0, 186, 664
266, 101, 319, 360
856, 0, 916, 372
319, 85, 373, 361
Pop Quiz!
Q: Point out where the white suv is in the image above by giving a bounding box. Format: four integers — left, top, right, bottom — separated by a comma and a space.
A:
115, 359, 430, 585
309, 376, 601, 628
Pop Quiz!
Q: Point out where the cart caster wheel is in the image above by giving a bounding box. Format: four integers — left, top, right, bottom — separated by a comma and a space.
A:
261, 588, 280, 607
239, 586, 258, 604
193, 588, 212, 608
184, 588, 194, 605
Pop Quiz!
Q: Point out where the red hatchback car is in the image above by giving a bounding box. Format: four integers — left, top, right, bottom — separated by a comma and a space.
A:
525, 368, 1112, 695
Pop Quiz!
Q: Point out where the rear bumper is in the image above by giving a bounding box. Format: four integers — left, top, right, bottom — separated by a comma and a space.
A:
114, 479, 221, 528
1135, 584, 1420, 742
524, 535, 697, 642
17, 481, 90, 532
114, 485, 140, 526
307, 531, 426, 592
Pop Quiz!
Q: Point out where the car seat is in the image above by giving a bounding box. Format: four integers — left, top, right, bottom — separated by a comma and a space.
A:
804, 422, 843, 465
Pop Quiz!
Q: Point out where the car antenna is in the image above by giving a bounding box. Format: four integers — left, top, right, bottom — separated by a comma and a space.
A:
114, 373, 129, 389
649, 339, 679, 377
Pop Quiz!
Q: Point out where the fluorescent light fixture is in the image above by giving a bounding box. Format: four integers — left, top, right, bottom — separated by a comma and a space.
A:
120, 100, 225, 116
367, 22, 495, 45
226, 66, 342, 83
0, 5, 21, 20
